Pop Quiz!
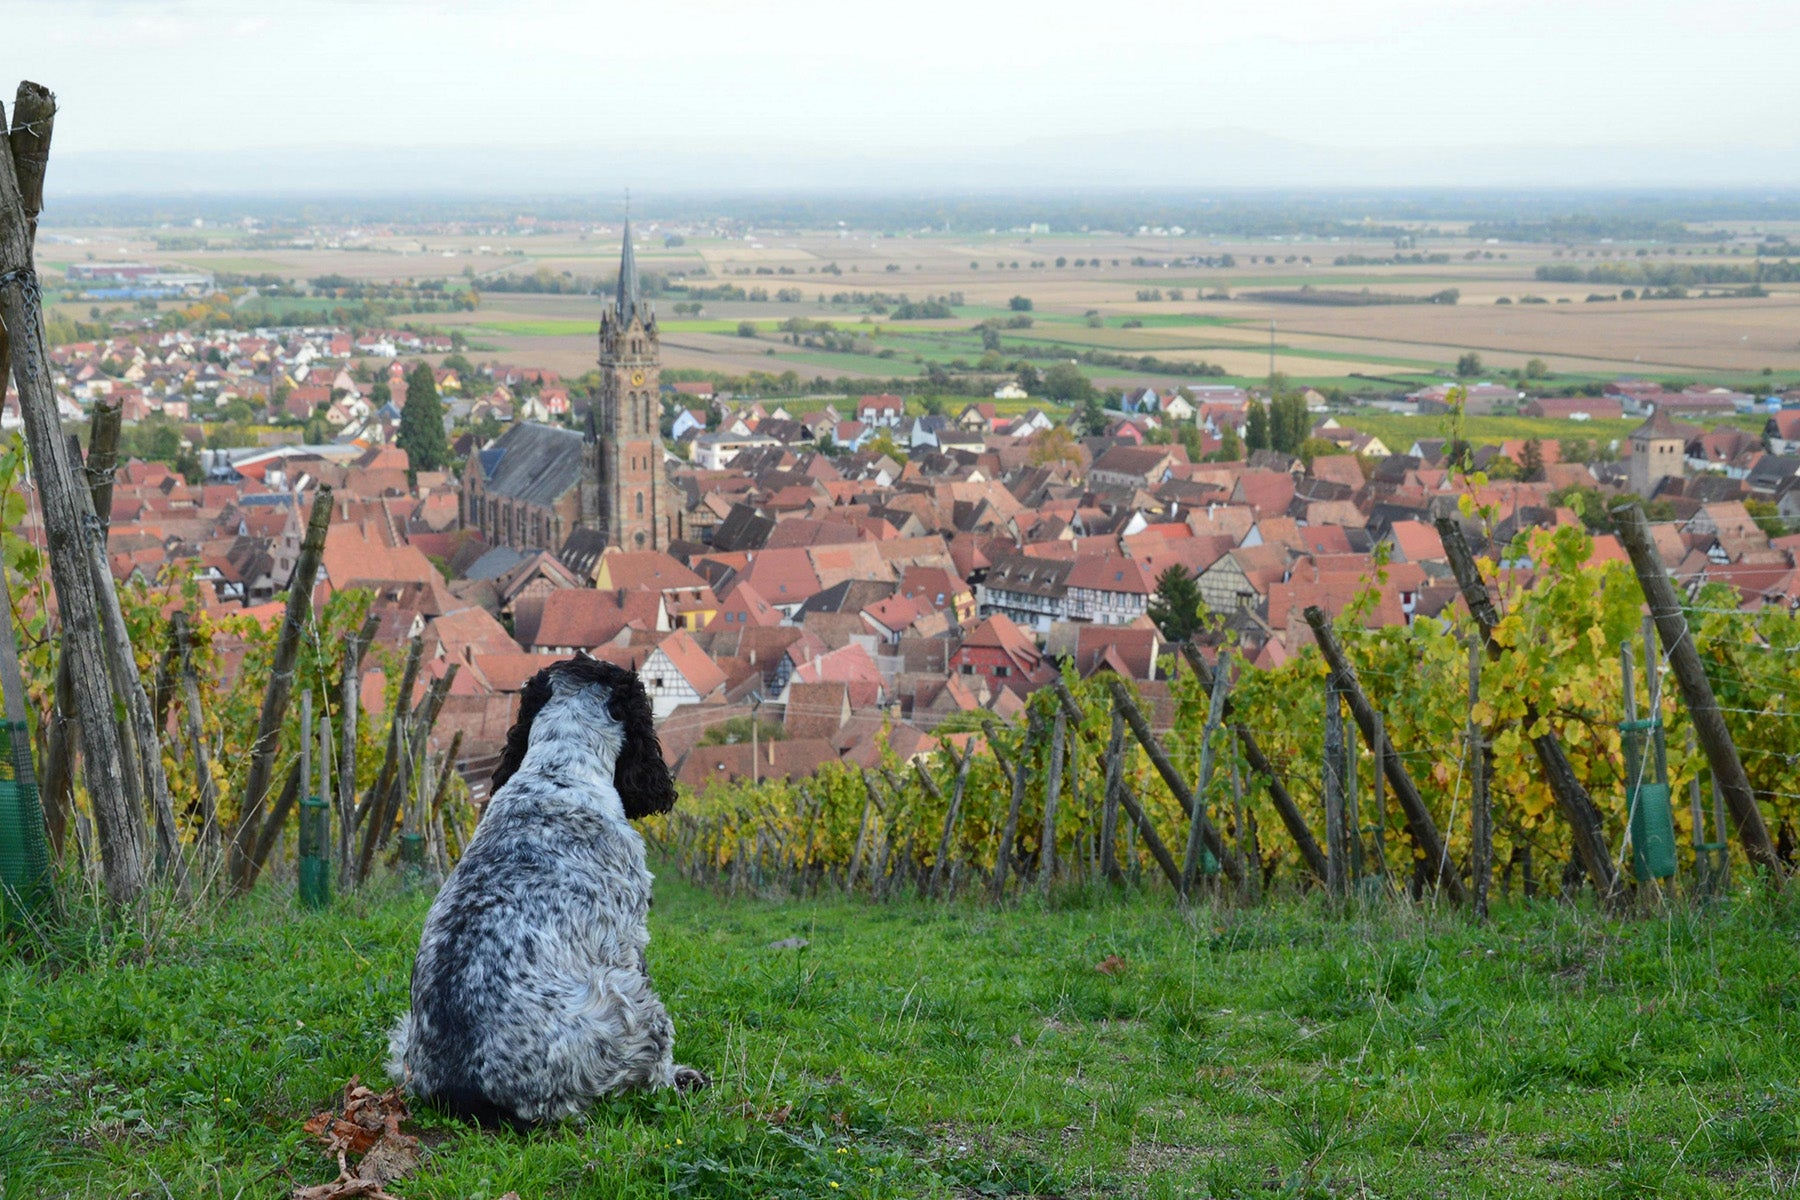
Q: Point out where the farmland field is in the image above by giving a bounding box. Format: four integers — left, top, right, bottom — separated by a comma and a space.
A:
5, 876, 1799, 1198
43, 218, 1800, 394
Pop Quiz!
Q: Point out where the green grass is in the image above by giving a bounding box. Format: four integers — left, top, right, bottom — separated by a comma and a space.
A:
469, 319, 602, 337
5, 876, 1800, 1198
1342, 411, 1647, 450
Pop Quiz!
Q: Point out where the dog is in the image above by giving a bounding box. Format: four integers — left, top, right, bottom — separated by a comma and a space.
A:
387, 654, 708, 1126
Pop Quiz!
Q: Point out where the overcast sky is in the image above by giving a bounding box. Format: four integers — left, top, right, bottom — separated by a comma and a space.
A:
11, 0, 1800, 192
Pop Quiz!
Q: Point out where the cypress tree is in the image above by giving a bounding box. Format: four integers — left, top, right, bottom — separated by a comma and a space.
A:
397, 361, 449, 473
1245, 399, 1270, 452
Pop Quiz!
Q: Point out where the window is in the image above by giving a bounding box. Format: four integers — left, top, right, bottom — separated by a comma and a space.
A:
994, 666, 1011, 678
636, 492, 644, 515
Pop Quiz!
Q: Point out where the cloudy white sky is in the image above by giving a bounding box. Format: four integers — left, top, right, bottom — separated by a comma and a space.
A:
10, 0, 1800, 192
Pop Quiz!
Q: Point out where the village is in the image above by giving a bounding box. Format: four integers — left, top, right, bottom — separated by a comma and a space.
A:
16, 238, 1800, 807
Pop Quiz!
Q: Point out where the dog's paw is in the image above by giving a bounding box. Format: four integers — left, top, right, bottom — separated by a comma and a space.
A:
672, 1065, 710, 1092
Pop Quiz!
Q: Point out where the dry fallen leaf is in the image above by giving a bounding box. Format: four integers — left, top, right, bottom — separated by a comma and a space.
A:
295, 1077, 424, 1200
1095, 954, 1127, 976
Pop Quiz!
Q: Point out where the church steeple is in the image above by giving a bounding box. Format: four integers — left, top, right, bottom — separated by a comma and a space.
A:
615, 215, 640, 317
584, 218, 670, 553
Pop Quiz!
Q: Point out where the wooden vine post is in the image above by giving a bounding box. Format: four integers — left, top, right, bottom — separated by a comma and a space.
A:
1612, 501, 1783, 879
1436, 517, 1620, 900
1303, 607, 1466, 904
991, 707, 1036, 898
84, 399, 188, 893
1181, 655, 1230, 894
1468, 639, 1492, 921
1323, 673, 1348, 900
1049, 681, 1185, 893
173, 612, 223, 876
232, 484, 333, 892
923, 744, 971, 898
0, 82, 149, 907
1178, 644, 1328, 884
1039, 707, 1065, 894
1104, 677, 1244, 890
1099, 707, 1125, 884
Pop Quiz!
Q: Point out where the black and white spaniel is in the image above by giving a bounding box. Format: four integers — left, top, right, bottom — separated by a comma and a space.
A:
388, 655, 707, 1126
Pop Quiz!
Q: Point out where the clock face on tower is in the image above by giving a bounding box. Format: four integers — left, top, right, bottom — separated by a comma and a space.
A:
630, 370, 646, 386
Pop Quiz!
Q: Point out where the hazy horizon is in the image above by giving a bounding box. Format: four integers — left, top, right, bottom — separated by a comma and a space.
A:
12, 0, 1800, 195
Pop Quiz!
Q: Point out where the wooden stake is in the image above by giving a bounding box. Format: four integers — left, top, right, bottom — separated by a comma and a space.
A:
337, 615, 377, 877
233, 485, 333, 891
0, 86, 146, 907
1178, 644, 1327, 884
1612, 501, 1782, 879
174, 613, 222, 877
1469, 638, 1492, 922
1182, 654, 1231, 895
1370, 709, 1387, 879
1104, 677, 1244, 888
1324, 673, 1347, 900
1436, 517, 1618, 900
1304, 607, 1467, 904
992, 708, 1036, 899
1100, 706, 1125, 884
924, 746, 971, 898
1040, 708, 1065, 894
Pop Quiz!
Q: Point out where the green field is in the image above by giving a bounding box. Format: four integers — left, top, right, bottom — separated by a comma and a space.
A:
5, 876, 1800, 1198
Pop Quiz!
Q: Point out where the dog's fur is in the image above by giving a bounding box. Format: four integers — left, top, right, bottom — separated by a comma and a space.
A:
387, 655, 705, 1125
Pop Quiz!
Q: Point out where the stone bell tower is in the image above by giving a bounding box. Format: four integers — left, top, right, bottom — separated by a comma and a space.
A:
584, 216, 671, 550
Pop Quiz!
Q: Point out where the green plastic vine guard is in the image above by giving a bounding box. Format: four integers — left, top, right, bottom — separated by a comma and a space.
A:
1619, 716, 1677, 883
1630, 783, 1678, 881
297, 794, 330, 910
399, 832, 426, 877
0, 719, 50, 928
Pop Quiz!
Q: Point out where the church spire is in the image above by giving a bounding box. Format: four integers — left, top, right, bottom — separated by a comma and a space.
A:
615, 215, 639, 317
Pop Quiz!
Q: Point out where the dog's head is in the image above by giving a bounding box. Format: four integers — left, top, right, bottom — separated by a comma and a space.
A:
490, 654, 678, 820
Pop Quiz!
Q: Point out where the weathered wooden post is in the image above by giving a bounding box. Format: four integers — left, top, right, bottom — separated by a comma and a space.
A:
1178, 644, 1327, 884
922, 745, 971, 898
233, 486, 333, 891
1468, 639, 1492, 921
0, 83, 147, 907
1437, 517, 1619, 900
1100, 707, 1125, 885
1304, 607, 1467, 904
1613, 501, 1782, 879
1039, 709, 1065, 895
1105, 677, 1244, 889
992, 707, 1036, 899
1050, 680, 1186, 894
1181, 657, 1230, 895
1324, 673, 1347, 901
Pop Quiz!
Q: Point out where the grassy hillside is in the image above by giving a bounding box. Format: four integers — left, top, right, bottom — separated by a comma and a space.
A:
3, 876, 1798, 1198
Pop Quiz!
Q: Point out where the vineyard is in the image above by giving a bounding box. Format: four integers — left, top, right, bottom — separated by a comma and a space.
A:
651, 519, 1800, 912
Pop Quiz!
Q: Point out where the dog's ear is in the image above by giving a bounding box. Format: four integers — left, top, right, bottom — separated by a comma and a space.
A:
491, 664, 555, 794
607, 669, 678, 820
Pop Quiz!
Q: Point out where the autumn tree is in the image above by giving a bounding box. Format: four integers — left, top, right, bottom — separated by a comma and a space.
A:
1520, 437, 1545, 481
1029, 426, 1083, 468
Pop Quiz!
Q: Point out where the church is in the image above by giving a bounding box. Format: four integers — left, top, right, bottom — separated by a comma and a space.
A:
460, 221, 677, 558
